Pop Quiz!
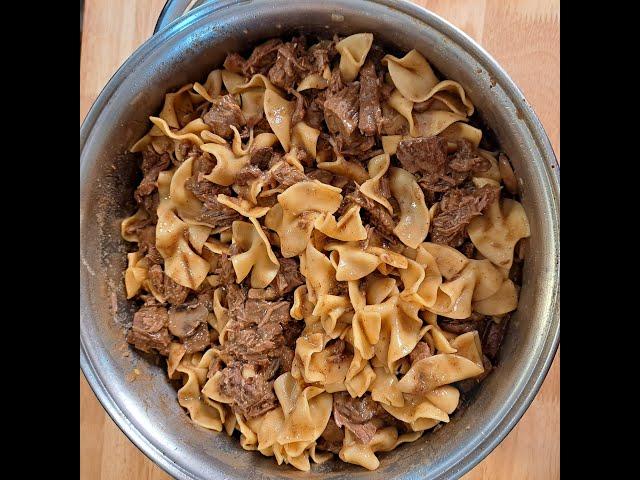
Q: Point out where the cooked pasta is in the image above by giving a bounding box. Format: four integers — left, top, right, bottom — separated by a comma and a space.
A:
121, 33, 530, 472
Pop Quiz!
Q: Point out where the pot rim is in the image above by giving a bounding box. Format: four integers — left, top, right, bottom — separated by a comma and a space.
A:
80, 1, 559, 479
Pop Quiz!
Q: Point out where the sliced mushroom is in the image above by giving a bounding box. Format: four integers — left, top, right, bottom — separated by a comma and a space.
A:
168, 304, 208, 338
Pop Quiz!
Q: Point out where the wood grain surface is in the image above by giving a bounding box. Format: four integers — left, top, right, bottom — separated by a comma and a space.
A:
80, 1, 560, 478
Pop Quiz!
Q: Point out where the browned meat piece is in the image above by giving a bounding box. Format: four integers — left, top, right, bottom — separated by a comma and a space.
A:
223, 52, 246, 74
306, 168, 335, 185
348, 190, 396, 240
134, 150, 170, 207
219, 364, 279, 418
126, 305, 171, 355
191, 154, 216, 176
176, 141, 200, 163
304, 39, 336, 75
217, 281, 301, 418
268, 41, 307, 90
326, 339, 349, 363
409, 341, 431, 364
317, 418, 345, 454
203, 94, 246, 139
430, 185, 500, 246
459, 240, 475, 258
270, 162, 308, 189
243, 38, 282, 76
324, 83, 360, 138
482, 315, 510, 361
137, 225, 163, 265
333, 392, 382, 444
148, 264, 190, 304
198, 197, 242, 230
248, 258, 305, 300
183, 323, 211, 354
328, 66, 345, 93
235, 165, 263, 186
358, 61, 382, 136
396, 136, 448, 175
250, 146, 273, 170
217, 244, 240, 285
220, 300, 292, 366
290, 89, 306, 125
439, 312, 486, 335
305, 91, 327, 130
207, 357, 225, 379
379, 103, 409, 135
335, 131, 376, 159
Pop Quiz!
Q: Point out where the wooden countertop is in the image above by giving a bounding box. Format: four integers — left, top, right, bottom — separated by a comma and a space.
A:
80, 1, 560, 478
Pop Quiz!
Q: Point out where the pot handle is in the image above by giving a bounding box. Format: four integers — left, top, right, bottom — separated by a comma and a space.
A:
154, 0, 215, 35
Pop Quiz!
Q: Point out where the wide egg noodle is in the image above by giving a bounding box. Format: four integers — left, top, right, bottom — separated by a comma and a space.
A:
382, 49, 439, 102
336, 33, 374, 82
264, 89, 295, 152
230, 218, 280, 289
201, 142, 249, 186
360, 153, 394, 213
390, 167, 430, 248
176, 351, 226, 431
468, 198, 531, 271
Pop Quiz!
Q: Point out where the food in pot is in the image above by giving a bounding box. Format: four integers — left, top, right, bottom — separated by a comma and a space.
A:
121, 33, 530, 471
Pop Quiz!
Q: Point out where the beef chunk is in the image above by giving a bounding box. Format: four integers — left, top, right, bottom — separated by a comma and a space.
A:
217, 284, 301, 418
134, 150, 170, 207
335, 131, 376, 159
439, 312, 486, 335
219, 364, 279, 418
243, 38, 282, 76
396, 136, 448, 175
248, 258, 305, 300
482, 315, 510, 362
333, 392, 382, 444
380, 103, 409, 135
126, 305, 171, 355
290, 89, 306, 125
138, 225, 163, 265
318, 418, 345, 454
250, 146, 273, 170
183, 323, 211, 354
270, 161, 308, 188
347, 190, 396, 240
430, 185, 500, 247
324, 83, 360, 138
409, 341, 431, 364
268, 40, 307, 90
148, 264, 190, 305
358, 61, 382, 136
223, 52, 246, 74
217, 244, 239, 285
203, 94, 246, 139
305, 91, 327, 130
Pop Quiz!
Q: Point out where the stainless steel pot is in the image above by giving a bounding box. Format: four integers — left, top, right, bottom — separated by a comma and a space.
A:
80, 1, 560, 479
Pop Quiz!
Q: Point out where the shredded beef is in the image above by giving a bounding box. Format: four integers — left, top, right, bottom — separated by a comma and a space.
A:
270, 161, 308, 188
203, 94, 246, 139
396, 136, 448, 175
268, 40, 307, 90
126, 305, 171, 355
138, 225, 163, 265
148, 264, 190, 305
430, 185, 500, 247
439, 312, 486, 335
324, 82, 359, 138
318, 418, 345, 454
243, 38, 282, 76
333, 392, 383, 444
482, 315, 510, 362
223, 52, 246, 74
135, 150, 170, 207
358, 61, 382, 136
217, 284, 300, 418
347, 190, 396, 240
249, 146, 273, 170
248, 258, 305, 300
